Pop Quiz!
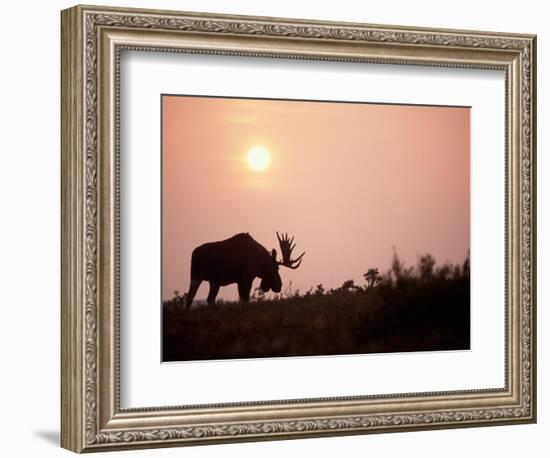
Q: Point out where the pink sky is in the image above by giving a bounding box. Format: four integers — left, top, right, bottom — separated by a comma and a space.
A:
162, 95, 470, 301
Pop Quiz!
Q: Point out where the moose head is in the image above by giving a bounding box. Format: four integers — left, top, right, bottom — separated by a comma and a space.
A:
260, 232, 306, 293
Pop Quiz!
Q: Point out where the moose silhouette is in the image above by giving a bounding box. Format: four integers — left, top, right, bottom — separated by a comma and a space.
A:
185, 232, 305, 308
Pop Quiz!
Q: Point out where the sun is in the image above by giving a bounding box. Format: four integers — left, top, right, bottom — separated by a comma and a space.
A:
246, 146, 271, 172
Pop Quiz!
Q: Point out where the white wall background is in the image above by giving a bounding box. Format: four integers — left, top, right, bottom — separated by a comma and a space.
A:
0, 0, 546, 456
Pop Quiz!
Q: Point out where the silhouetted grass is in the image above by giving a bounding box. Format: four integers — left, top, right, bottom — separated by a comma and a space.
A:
162, 253, 470, 361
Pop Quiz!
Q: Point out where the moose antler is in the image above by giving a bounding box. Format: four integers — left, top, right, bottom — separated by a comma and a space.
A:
276, 232, 305, 269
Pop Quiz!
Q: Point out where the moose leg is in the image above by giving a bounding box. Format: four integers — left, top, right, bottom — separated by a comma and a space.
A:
207, 282, 220, 306
237, 279, 253, 303
185, 279, 201, 309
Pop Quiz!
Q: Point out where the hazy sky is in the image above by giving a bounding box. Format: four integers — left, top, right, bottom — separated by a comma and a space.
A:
162, 95, 470, 301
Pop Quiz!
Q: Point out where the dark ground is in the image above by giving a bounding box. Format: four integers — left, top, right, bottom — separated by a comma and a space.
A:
162, 254, 470, 362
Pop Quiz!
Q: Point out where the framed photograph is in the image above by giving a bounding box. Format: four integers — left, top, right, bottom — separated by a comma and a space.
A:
160, 94, 472, 362
61, 4, 537, 453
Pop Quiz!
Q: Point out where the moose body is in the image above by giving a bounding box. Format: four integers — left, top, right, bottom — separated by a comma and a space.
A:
185, 232, 304, 308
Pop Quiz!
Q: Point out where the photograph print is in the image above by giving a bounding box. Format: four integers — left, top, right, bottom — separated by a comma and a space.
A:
162, 94, 470, 362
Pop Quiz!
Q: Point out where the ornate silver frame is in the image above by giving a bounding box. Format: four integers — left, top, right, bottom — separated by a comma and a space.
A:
61, 4, 537, 453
